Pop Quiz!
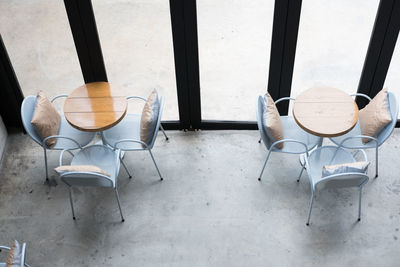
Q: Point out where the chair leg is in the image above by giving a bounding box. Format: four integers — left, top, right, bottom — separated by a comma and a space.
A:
43, 148, 57, 186
258, 138, 261, 144
68, 187, 76, 220
358, 187, 362, 221
306, 192, 314, 226
317, 138, 323, 147
120, 157, 132, 179
258, 151, 272, 181
114, 188, 125, 222
375, 147, 378, 178
148, 149, 163, 181
297, 166, 305, 182
160, 124, 169, 141
43, 148, 49, 183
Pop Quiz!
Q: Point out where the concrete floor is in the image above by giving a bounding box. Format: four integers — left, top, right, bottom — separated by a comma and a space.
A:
1, 130, 400, 266
1, 0, 400, 265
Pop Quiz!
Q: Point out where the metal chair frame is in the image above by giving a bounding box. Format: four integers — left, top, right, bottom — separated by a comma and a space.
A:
257, 96, 322, 181
101, 95, 168, 181
0, 243, 29, 267
58, 145, 125, 222
126, 96, 168, 141
21, 94, 96, 184
304, 146, 369, 225
330, 92, 398, 178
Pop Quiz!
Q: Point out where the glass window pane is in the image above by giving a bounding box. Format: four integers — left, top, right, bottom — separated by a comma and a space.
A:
92, 0, 178, 120
0, 0, 83, 107
384, 35, 400, 118
198, 0, 275, 121
291, 0, 379, 100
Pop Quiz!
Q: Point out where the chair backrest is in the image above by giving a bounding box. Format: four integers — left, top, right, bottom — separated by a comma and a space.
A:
316, 173, 369, 191
60, 172, 114, 188
257, 96, 273, 149
21, 95, 43, 146
60, 145, 119, 188
377, 92, 398, 145
147, 96, 165, 149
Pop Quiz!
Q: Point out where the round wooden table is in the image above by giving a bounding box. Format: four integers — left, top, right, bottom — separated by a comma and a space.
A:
64, 82, 128, 132
293, 86, 359, 137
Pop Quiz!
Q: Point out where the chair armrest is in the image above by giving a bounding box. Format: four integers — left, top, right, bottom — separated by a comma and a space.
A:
0, 246, 10, 251
274, 97, 296, 105
59, 171, 112, 179
113, 139, 148, 150
50, 94, 68, 103
338, 135, 378, 149
271, 139, 309, 155
127, 96, 147, 101
315, 172, 369, 188
43, 135, 82, 149
350, 93, 372, 102
59, 172, 115, 188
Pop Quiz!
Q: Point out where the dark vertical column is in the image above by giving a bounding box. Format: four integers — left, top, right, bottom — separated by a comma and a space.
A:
169, 0, 201, 130
267, 0, 302, 115
0, 35, 24, 129
357, 0, 400, 108
64, 0, 107, 83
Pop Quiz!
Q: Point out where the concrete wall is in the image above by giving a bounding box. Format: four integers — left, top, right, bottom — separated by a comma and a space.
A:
0, 115, 7, 160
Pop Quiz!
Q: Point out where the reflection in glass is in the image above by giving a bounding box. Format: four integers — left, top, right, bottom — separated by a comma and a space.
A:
291, 0, 379, 99
198, 0, 274, 121
0, 0, 83, 103
92, 0, 178, 120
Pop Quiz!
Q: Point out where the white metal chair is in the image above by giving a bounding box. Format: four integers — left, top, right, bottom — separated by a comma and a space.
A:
329, 92, 398, 178
0, 242, 29, 267
101, 95, 168, 180
21, 95, 96, 184
257, 95, 322, 181
304, 146, 369, 225
57, 145, 125, 222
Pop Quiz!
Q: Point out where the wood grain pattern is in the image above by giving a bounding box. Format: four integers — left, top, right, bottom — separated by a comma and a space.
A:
293, 86, 359, 137
64, 82, 127, 132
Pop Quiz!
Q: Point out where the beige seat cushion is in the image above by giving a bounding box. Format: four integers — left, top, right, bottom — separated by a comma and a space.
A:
6, 240, 22, 267
5, 242, 15, 267
31, 91, 61, 148
54, 165, 110, 177
359, 88, 392, 143
263, 93, 284, 149
140, 90, 160, 146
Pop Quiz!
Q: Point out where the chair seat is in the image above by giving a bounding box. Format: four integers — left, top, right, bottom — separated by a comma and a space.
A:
102, 114, 143, 150
329, 120, 379, 149
272, 116, 321, 153
306, 146, 356, 188
70, 145, 120, 186
53, 116, 96, 150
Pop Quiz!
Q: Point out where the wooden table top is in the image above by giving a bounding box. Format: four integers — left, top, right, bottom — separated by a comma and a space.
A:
64, 82, 128, 132
293, 86, 359, 137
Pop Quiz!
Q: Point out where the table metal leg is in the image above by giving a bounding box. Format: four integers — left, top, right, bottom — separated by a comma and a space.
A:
299, 137, 324, 167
